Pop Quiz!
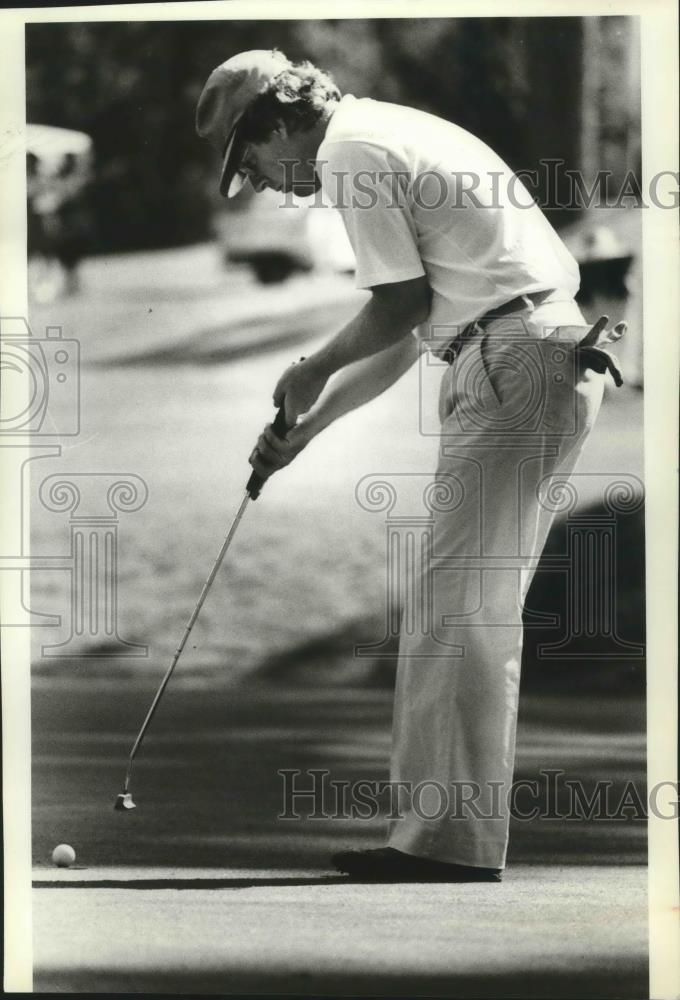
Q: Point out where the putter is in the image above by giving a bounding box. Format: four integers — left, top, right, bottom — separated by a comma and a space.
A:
114, 400, 293, 811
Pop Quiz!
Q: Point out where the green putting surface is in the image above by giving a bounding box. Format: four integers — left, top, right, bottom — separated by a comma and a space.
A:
33, 864, 647, 996
31, 681, 648, 995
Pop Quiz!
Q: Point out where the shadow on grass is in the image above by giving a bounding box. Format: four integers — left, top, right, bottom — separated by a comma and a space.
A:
32, 678, 646, 871
33, 875, 348, 890
257, 499, 645, 694
33, 966, 649, 998
32, 499, 646, 871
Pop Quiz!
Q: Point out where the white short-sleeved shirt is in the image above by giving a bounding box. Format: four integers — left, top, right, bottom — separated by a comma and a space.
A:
315, 95, 580, 356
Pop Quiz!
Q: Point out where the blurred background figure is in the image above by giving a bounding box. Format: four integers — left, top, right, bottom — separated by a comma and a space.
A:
26, 150, 45, 256
54, 151, 91, 295
26, 123, 93, 302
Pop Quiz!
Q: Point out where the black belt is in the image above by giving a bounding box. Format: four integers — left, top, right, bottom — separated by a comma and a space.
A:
441, 290, 556, 365
440, 296, 626, 387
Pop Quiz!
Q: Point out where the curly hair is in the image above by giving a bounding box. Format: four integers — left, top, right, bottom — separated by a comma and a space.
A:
238, 57, 341, 144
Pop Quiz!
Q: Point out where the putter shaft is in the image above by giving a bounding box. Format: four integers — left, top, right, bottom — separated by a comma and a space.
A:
115, 399, 294, 807
121, 490, 251, 794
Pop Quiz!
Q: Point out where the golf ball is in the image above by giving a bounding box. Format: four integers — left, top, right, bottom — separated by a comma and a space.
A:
52, 844, 76, 868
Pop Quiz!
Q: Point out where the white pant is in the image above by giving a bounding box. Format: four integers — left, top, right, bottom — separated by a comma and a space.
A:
387, 298, 607, 869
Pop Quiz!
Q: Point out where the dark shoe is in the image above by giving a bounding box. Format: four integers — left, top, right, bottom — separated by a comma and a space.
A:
331, 847, 502, 883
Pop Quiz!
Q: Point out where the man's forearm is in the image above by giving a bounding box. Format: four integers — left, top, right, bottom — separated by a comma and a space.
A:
310, 284, 428, 379
300, 333, 420, 440
272, 276, 430, 425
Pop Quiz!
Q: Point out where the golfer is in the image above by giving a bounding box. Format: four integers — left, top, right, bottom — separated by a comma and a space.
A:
197, 50, 626, 882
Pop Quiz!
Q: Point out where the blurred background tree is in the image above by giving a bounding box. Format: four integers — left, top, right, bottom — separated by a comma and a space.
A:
26, 16, 639, 253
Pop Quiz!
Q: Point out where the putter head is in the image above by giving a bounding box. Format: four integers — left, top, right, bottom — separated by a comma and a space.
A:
114, 792, 136, 811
